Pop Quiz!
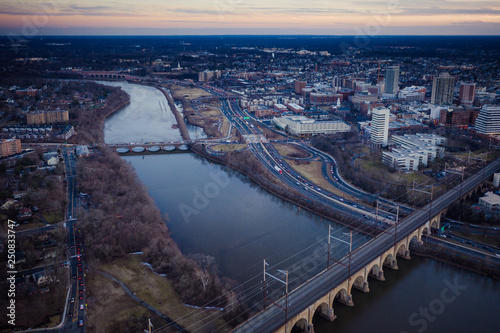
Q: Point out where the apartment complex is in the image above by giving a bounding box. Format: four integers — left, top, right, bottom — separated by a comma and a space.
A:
26, 110, 69, 125
198, 70, 222, 82
370, 107, 390, 146
431, 72, 455, 105
0, 138, 22, 157
384, 66, 400, 94
459, 82, 476, 107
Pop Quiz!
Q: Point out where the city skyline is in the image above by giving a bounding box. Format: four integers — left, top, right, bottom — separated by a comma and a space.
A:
1, 0, 500, 35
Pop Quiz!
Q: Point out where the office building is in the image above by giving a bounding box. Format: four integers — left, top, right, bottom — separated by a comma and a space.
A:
475, 105, 500, 135
383, 134, 446, 171
273, 116, 350, 136
459, 82, 476, 107
439, 107, 480, 128
0, 138, 22, 157
431, 72, 455, 105
479, 192, 500, 214
370, 107, 390, 146
384, 66, 400, 94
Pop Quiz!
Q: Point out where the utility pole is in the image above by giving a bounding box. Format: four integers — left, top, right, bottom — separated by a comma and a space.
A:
328, 228, 353, 277
145, 319, 152, 333
262, 260, 289, 323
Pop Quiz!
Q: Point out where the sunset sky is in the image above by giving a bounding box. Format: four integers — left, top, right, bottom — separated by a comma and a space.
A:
1, 0, 499, 35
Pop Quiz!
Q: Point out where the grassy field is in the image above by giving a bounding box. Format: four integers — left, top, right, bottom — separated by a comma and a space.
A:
172, 85, 212, 100
287, 160, 358, 201
98, 255, 229, 333
355, 156, 432, 186
86, 271, 172, 332
273, 143, 310, 159
211, 144, 247, 152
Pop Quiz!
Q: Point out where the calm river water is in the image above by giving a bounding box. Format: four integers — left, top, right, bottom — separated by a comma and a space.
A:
103, 82, 500, 333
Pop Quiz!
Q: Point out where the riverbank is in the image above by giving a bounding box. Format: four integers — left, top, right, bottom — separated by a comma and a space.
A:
72, 86, 130, 145
190, 143, 380, 236
410, 240, 500, 280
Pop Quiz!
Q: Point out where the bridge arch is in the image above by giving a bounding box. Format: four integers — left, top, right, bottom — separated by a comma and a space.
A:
333, 287, 352, 306
382, 252, 394, 266
312, 301, 335, 323
349, 273, 368, 294
396, 243, 407, 257
368, 263, 384, 281
290, 318, 310, 333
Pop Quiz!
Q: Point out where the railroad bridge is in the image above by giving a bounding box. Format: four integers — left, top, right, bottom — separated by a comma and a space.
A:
232, 159, 499, 333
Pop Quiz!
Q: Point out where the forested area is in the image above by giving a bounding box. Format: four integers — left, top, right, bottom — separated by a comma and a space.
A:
77, 149, 247, 323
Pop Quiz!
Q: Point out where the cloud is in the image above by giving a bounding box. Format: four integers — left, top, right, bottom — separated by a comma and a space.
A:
397, 7, 500, 16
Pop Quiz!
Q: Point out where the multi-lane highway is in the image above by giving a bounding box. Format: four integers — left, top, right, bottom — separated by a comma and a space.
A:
232, 157, 500, 333
217, 97, 397, 230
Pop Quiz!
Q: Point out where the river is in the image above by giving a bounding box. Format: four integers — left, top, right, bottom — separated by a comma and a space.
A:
103, 82, 500, 333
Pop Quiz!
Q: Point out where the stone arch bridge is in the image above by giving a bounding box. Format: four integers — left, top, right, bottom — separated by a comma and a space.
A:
232, 159, 500, 333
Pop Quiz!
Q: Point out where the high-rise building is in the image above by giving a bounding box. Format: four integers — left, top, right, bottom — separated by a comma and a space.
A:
0, 138, 22, 157
294, 80, 306, 94
431, 72, 455, 105
384, 66, 400, 94
332, 76, 343, 90
459, 82, 476, 107
370, 107, 390, 146
475, 105, 500, 135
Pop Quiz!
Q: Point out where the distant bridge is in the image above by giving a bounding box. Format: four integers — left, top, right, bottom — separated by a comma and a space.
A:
232, 158, 500, 333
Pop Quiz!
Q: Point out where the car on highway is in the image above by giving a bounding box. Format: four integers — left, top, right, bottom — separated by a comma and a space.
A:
70, 297, 74, 303
79, 320, 84, 326
80, 304, 84, 310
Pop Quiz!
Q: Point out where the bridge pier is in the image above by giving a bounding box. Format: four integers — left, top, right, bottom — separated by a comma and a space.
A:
317, 308, 336, 322
369, 269, 385, 281
385, 259, 399, 270
400, 249, 411, 260
353, 280, 370, 293
338, 293, 354, 307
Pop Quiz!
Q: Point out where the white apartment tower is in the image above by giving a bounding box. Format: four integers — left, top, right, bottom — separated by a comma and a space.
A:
475, 105, 500, 135
371, 107, 390, 147
384, 66, 400, 94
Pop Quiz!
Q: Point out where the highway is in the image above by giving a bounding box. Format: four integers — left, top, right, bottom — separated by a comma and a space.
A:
232, 158, 500, 332
217, 97, 396, 230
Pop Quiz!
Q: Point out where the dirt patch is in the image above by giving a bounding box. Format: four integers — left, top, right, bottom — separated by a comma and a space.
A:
273, 143, 310, 159
211, 144, 247, 152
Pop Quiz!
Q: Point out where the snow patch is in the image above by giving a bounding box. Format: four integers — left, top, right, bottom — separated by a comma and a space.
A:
141, 262, 167, 277
183, 304, 224, 311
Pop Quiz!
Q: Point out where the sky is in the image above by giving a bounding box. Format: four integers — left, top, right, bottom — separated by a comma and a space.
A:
1, 0, 499, 35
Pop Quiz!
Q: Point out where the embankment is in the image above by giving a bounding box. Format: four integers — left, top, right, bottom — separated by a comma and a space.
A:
410, 240, 500, 280
155, 85, 191, 141
190, 143, 381, 236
